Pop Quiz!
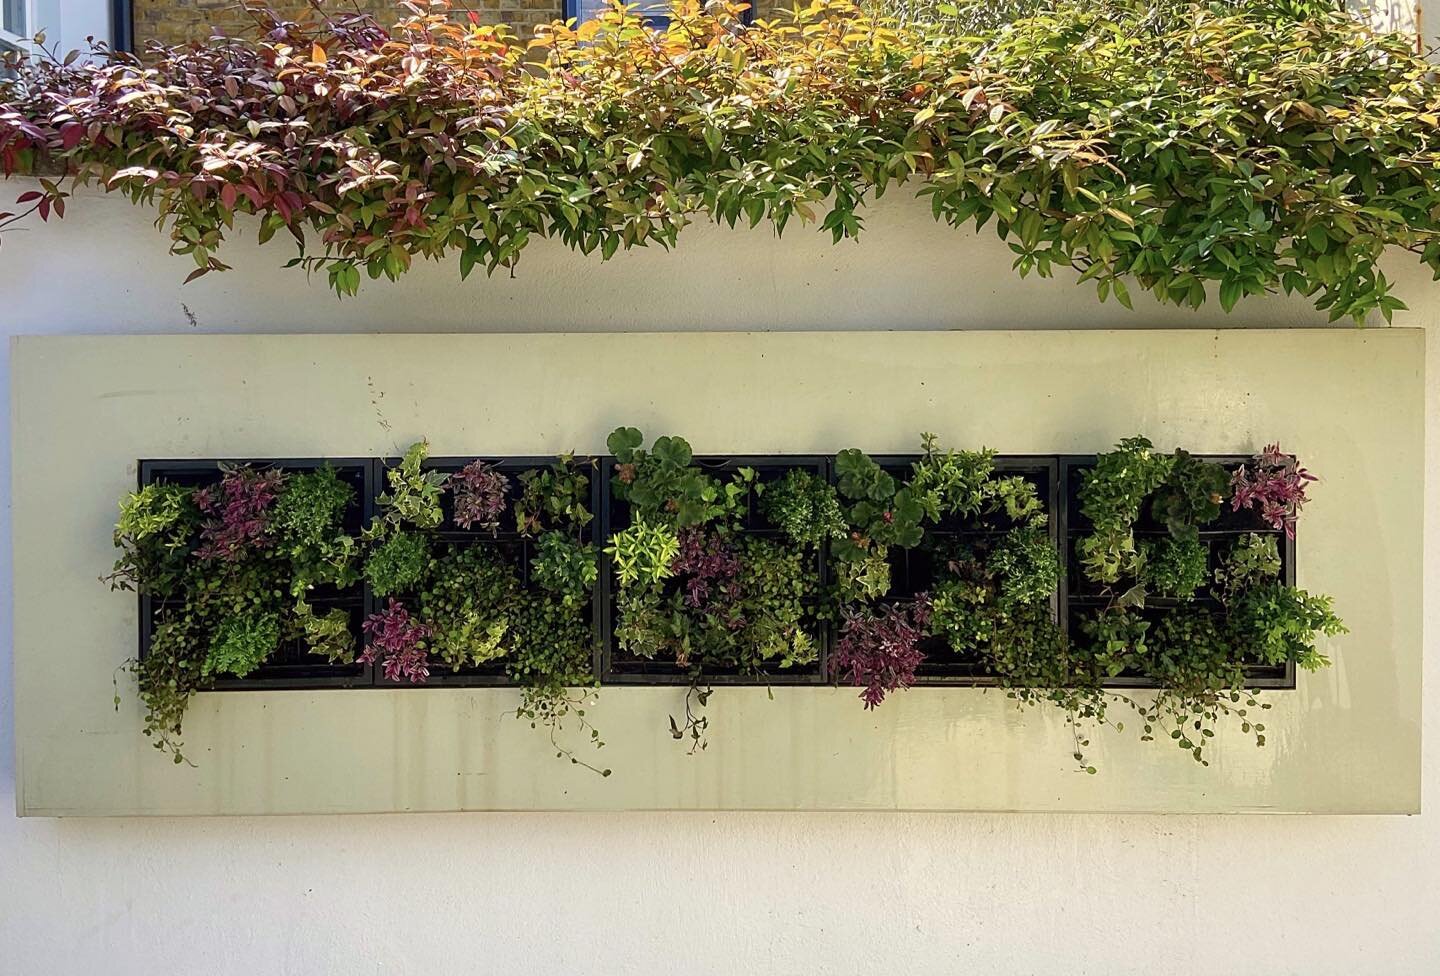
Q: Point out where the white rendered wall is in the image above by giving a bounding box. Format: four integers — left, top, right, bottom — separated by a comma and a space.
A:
0, 187, 1437, 971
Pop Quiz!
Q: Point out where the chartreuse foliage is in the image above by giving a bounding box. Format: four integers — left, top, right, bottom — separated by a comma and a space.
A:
4, 1, 1438, 320
109, 431, 1343, 773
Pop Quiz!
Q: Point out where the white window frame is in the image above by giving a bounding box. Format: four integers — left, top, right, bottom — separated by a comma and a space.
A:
2, 0, 35, 48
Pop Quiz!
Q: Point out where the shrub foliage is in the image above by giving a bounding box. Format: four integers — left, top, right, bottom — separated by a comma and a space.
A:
2, 0, 1438, 319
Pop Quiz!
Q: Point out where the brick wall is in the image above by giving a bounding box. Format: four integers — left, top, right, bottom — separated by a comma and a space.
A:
132, 1, 565, 49
132, 1, 785, 49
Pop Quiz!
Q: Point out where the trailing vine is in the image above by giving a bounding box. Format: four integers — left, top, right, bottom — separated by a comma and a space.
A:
3, 0, 1438, 320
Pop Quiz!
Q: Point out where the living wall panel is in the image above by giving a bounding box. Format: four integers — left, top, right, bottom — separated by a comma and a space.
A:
9, 330, 1422, 815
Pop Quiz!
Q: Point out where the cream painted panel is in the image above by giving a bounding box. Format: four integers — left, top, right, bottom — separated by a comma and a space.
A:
10, 330, 1422, 815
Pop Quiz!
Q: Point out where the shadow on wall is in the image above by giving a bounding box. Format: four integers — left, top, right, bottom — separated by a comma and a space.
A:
8, 186, 1437, 335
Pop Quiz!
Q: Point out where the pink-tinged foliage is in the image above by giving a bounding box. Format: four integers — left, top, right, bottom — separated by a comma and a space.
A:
194, 466, 284, 561
1231, 444, 1315, 539
361, 598, 431, 683
832, 598, 932, 709
672, 527, 742, 615
452, 460, 510, 532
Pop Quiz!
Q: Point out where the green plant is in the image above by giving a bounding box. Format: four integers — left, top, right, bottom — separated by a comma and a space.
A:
1150, 451, 1230, 541
1083, 606, 1155, 680
1077, 437, 1175, 584
272, 466, 359, 594
373, 441, 447, 533
907, 435, 995, 523
605, 516, 680, 588
1215, 532, 1283, 599
531, 531, 599, 606
906, 434, 1046, 525
294, 598, 356, 663
761, 469, 846, 547
515, 455, 594, 536
203, 611, 280, 679
1230, 583, 1346, 669
833, 548, 893, 603
613, 587, 674, 660
608, 427, 729, 527
417, 545, 515, 669
106, 482, 199, 595
727, 536, 819, 672
121, 613, 206, 764
925, 529, 1057, 652
1129, 607, 1263, 764
834, 448, 924, 549
964, 598, 1110, 773
363, 530, 431, 597
1141, 536, 1209, 599
990, 524, 1060, 606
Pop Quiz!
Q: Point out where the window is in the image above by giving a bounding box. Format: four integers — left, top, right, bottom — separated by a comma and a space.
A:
1, 0, 28, 44
566, 0, 753, 29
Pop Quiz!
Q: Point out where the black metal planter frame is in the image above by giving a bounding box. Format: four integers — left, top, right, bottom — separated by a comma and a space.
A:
600, 454, 833, 686
138, 457, 378, 690
136, 451, 1299, 693
1057, 455, 1298, 692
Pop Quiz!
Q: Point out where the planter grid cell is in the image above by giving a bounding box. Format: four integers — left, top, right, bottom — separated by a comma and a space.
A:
858, 456, 1061, 686
375, 455, 604, 688
1059, 456, 1298, 691
600, 455, 832, 685
137, 458, 375, 690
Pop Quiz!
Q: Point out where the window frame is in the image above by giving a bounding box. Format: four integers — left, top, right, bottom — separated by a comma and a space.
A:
1, 0, 34, 48
563, 0, 755, 30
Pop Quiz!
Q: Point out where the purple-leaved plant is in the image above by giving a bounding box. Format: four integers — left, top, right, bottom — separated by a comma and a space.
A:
361, 598, 432, 683
1231, 444, 1315, 539
831, 597, 932, 708
452, 460, 509, 533
194, 466, 284, 561
672, 527, 742, 615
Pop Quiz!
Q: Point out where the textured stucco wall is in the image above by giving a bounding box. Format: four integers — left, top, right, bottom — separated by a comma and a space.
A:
0, 188, 1438, 970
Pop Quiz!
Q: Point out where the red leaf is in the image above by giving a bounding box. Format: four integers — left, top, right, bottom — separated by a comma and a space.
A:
184, 267, 209, 284
15, 191, 42, 204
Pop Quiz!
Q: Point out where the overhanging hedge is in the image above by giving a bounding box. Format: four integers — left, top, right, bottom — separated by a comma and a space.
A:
2, 0, 1438, 319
